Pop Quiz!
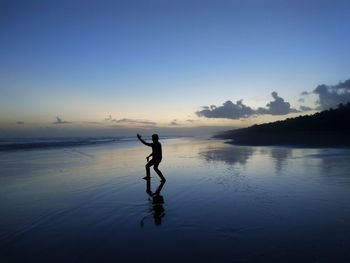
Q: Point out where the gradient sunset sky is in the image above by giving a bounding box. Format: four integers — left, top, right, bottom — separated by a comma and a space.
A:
1, 0, 350, 137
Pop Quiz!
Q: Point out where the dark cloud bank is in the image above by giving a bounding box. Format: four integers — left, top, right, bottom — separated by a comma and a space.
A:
197, 79, 350, 119
197, 92, 298, 119
312, 79, 350, 110
301, 79, 350, 110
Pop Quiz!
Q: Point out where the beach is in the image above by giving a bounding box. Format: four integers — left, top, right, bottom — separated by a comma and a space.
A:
1, 137, 350, 262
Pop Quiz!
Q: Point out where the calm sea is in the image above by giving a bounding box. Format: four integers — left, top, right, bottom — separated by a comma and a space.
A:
1, 138, 350, 262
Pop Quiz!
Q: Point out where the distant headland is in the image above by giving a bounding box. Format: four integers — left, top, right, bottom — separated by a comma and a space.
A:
215, 103, 350, 147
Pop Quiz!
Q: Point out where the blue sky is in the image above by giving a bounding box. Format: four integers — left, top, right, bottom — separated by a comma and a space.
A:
1, 0, 350, 136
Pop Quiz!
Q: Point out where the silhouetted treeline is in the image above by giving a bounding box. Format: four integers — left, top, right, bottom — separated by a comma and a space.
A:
216, 103, 350, 147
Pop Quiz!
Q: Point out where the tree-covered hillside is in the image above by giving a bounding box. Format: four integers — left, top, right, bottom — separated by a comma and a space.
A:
216, 103, 350, 147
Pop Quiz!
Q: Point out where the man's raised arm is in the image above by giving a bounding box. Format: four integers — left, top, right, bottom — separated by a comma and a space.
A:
137, 134, 152, 146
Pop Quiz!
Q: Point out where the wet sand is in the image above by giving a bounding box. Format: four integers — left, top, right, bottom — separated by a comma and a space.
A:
1, 138, 350, 262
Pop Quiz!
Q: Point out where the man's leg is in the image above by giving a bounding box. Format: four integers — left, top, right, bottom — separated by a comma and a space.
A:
154, 163, 166, 181
146, 176, 152, 195
144, 160, 154, 179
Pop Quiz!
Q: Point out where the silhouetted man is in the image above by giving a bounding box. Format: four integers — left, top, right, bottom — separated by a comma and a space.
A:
137, 133, 166, 181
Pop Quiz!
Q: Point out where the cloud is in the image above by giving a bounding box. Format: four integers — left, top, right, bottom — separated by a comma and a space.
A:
169, 119, 179, 126
53, 117, 71, 124
104, 115, 117, 122
82, 121, 102, 125
313, 79, 350, 110
196, 92, 297, 119
196, 99, 256, 119
186, 119, 195, 123
299, 105, 313, 112
257, 92, 298, 115
301, 91, 309, 96
105, 115, 112, 121
298, 98, 305, 103
115, 118, 157, 126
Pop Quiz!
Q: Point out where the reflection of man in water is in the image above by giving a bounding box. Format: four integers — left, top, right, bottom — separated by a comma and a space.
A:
140, 179, 166, 227
137, 133, 166, 181
151, 190, 165, 226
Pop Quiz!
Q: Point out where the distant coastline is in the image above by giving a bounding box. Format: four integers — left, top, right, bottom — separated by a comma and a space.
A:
215, 103, 350, 147
0, 136, 180, 152
0, 137, 123, 151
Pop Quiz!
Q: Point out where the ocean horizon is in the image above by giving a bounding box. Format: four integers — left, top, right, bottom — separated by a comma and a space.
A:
0, 135, 188, 151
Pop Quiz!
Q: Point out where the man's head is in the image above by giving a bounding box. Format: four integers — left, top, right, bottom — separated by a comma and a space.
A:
152, 134, 159, 142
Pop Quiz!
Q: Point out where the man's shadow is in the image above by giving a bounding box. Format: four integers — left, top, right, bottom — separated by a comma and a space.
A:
140, 179, 166, 227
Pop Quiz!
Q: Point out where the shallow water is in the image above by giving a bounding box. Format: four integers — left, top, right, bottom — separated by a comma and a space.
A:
1, 138, 350, 262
